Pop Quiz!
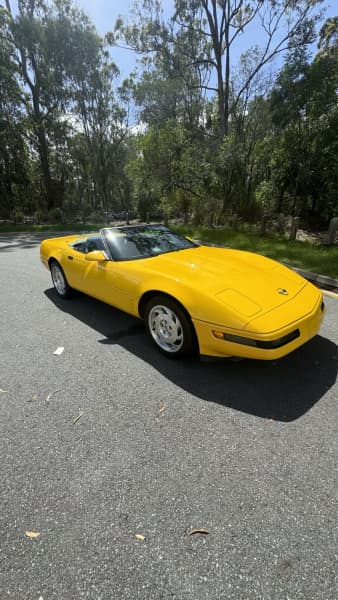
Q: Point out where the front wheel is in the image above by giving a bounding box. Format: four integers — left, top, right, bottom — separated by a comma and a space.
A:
144, 296, 196, 358
50, 261, 72, 299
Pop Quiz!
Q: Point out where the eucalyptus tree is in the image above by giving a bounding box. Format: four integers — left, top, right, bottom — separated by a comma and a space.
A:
111, 0, 326, 224
173, 1, 325, 220
111, 2, 214, 220
3, 0, 103, 210
68, 38, 133, 220
112, 2, 211, 137
113, 0, 324, 140
317, 15, 338, 57
267, 38, 338, 222
126, 117, 213, 223
0, 6, 29, 216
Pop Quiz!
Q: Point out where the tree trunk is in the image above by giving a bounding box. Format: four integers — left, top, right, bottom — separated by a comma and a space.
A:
35, 122, 54, 210
223, 4, 230, 138
202, 1, 227, 140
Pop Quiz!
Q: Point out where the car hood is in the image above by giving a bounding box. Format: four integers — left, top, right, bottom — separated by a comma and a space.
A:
148, 245, 307, 318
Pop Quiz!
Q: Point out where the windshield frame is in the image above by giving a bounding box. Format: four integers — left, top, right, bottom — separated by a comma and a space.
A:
100, 224, 199, 262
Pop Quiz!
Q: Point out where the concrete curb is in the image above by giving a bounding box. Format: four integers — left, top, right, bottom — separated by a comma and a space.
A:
284, 265, 338, 292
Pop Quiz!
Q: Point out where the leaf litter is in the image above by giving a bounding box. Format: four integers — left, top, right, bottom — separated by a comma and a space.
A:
45, 390, 60, 404
53, 347, 64, 356
27, 394, 38, 402
188, 528, 209, 536
73, 411, 84, 425
25, 531, 41, 539
159, 401, 167, 415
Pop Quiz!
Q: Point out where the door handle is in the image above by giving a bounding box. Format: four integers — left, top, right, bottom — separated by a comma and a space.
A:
67, 256, 74, 260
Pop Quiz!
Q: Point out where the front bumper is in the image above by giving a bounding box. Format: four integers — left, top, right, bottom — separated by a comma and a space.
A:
193, 296, 324, 360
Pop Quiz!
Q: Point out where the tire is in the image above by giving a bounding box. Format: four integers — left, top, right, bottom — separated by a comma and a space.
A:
144, 295, 196, 358
50, 261, 72, 299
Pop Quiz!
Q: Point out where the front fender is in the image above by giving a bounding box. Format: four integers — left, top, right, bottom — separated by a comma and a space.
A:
136, 276, 244, 330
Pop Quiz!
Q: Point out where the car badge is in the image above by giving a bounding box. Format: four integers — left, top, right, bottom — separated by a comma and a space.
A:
277, 288, 289, 295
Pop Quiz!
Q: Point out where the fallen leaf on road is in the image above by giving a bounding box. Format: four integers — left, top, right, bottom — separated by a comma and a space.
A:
135, 534, 146, 541
45, 390, 60, 403
159, 401, 167, 414
73, 411, 84, 425
27, 394, 38, 402
53, 347, 64, 356
25, 531, 41, 539
188, 528, 209, 536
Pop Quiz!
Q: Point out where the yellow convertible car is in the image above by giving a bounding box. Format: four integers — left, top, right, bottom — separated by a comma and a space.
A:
40, 224, 324, 359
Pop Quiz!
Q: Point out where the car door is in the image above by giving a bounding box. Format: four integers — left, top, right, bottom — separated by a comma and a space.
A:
61, 239, 90, 291
65, 236, 137, 314
65, 237, 106, 296
83, 257, 141, 314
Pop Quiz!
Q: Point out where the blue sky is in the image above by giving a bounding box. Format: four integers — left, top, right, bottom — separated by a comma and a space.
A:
75, 0, 337, 79
74, 0, 173, 77
75, 0, 173, 35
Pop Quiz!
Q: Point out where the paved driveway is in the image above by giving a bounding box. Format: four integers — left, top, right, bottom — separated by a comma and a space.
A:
0, 233, 337, 600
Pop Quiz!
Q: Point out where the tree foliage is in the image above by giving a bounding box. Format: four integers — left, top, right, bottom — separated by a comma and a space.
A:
0, 0, 337, 228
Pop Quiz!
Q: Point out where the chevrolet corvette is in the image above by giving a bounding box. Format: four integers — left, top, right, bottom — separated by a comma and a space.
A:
40, 224, 324, 359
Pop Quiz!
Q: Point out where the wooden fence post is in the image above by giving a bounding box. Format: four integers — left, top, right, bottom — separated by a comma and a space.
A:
260, 215, 268, 236
232, 213, 238, 231
278, 213, 286, 234
327, 217, 338, 245
289, 217, 300, 241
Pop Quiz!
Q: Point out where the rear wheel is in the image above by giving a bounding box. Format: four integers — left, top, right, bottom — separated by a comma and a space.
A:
50, 261, 72, 299
144, 295, 196, 358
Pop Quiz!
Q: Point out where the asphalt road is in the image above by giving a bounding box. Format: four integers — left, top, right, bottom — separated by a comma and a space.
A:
0, 233, 337, 600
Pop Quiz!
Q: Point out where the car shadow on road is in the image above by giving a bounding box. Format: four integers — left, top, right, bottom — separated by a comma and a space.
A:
45, 288, 338, 422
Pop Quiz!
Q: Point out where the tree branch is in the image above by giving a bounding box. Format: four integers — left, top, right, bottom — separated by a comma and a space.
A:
231, 3, 314, 113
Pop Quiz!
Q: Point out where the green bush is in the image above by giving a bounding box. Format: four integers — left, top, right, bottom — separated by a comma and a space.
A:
47, 208, 63, 223
34, 209, 48, 224
11, 210, 24, 224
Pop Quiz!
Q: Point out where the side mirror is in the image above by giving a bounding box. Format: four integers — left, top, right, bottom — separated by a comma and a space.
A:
85, 250, 107, 262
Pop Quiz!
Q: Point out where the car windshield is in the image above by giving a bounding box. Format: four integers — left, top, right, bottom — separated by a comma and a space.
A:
102, 225, 198, 261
